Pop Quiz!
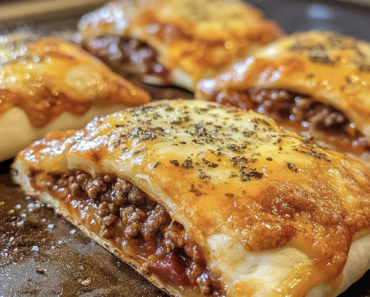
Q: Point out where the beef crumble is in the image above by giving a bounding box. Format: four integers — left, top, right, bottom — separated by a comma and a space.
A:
81, 35, 170, 82
218, 89, 370, 154
247, 89, 349, 133
31, 171, 223, 296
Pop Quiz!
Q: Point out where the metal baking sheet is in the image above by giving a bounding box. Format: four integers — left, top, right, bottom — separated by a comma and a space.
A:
1, 0, 370, 296
0, 0, 107, 22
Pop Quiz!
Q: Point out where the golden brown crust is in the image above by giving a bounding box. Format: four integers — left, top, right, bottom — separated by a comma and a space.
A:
196, 31, 370, 165
0, 33, 151, 127
12, 100, 370, 297
78, 0, 284, 90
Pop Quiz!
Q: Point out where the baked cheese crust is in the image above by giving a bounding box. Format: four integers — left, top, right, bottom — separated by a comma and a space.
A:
0, 33, 150, 161
78, 0, 284, 90
197, 31, 370, 167
12, 100, 370, 297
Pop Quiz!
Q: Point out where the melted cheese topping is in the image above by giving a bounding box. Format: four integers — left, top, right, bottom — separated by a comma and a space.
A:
0, 33, 150, 127
14, 100, 370, 296
197, 31, 370, 141
78, 0, 284, 88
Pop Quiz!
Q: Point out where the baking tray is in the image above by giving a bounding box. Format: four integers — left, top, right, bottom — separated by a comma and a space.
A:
0, 0, 107, 22
1, 0, 370, 296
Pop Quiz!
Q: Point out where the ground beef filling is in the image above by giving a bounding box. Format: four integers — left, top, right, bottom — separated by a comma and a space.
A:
30, 171, 222, 296
81, 35, 170, 81
219, 89, 370, 153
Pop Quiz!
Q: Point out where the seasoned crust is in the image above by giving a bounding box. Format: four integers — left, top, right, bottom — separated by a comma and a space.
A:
12, 100, 370, 297
196, 31, 370, 165
196, 31, 370, 166
78, 0, 284, 90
